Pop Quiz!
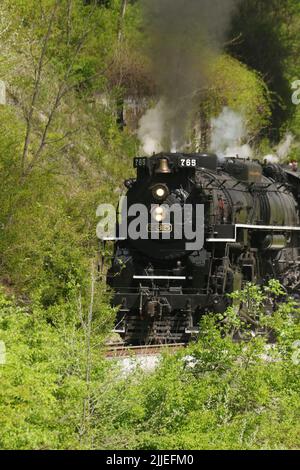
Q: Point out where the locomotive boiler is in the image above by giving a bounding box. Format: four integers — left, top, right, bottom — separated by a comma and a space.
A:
105, 153, 300, 344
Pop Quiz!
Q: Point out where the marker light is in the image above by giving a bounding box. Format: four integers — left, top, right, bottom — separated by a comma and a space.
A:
152, 206, 168, 223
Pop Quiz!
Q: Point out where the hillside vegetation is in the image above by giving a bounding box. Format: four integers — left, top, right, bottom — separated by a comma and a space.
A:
0, 0, 300, 450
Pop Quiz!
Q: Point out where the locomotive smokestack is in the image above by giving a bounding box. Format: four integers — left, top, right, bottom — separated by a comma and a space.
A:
139, 0, 240, 154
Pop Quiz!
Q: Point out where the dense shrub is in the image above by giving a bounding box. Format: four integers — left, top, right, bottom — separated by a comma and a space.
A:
1, 283, 299, 450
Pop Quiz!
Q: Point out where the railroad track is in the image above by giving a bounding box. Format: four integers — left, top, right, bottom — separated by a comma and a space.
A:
105, 342, 186, 358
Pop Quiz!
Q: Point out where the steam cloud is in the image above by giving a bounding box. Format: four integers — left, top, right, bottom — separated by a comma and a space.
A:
277, 133, 294, 161
210, 107, 252, 160
264, 133, 295, 164
139, 0, 239, 154
210, 108, 295, 163
138, 99, 166, 155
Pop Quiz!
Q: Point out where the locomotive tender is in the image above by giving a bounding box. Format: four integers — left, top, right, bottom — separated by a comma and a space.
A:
106, 153, 300, 344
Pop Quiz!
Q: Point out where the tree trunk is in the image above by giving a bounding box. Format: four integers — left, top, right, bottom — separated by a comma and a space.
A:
118, 0, 127, 42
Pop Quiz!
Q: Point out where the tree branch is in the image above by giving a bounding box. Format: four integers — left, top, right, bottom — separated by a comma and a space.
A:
21, 0, 59, 176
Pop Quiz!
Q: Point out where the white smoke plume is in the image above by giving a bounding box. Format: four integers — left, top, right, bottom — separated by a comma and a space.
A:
210, 107, 252, 159
263, 154, 279, 164
277, 133, 294, 161
263, 133, 295, 164
138, 99, 166, 155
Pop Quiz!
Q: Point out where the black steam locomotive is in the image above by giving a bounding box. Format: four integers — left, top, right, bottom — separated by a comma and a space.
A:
106, 153, 300, 344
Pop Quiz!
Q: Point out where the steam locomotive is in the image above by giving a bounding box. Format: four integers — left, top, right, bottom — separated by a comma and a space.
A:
106, 153, 300, 344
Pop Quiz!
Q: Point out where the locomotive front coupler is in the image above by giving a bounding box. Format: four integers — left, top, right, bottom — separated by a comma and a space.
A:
145, 298, 172, 317
138, 285, 172, 318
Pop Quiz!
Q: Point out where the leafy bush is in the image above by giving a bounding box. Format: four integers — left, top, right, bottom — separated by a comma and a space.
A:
1, 282, 299, 450
104, 283, 300, 450
0, 285, 115, 450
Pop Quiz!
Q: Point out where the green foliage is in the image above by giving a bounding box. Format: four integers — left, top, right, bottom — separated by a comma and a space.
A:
229, 0, 300, 140
0, 0, 137, 303
0, 0, 300, 451
206, 54, 272, 141
96, 284, 300, 450
1, 283, 299, 450
0, 286, 115, 449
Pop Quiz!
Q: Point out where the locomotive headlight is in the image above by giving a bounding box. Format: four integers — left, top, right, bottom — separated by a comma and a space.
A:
156, 188, 165, 198
151, 184, 170, 202
152, 206, 168, 223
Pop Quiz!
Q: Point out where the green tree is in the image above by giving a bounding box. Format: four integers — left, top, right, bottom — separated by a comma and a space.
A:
229, 0, 300, 140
